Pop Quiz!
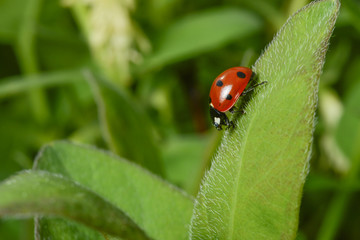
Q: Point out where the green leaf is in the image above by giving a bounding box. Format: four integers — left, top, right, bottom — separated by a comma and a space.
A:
86, 71, 164, 176
36, 217, 103, 240
0, 219, 33, 240
190, 0, 340, 239
34, 141, 194, 240
0, 170, 150, 240
162, 134, 210, 194
141, 7, 262, 71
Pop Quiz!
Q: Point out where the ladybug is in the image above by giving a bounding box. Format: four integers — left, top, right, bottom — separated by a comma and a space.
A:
209, 67, 266, 130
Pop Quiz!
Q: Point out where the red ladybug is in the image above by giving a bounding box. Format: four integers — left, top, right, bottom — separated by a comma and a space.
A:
209, 67, 266, 130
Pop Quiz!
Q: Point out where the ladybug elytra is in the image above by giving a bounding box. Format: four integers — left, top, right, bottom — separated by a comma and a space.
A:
209, 67, 266, 130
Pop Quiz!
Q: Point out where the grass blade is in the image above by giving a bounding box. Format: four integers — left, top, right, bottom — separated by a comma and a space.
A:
16, 0, 49, 123
0, 70, 83, 100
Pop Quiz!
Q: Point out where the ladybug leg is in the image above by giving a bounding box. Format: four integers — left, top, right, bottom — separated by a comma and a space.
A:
224, 116, 234, 130
241, 81, 268, 96
229, 106, 245, 114
223, 118, 234, 130
226, 120, 235, 130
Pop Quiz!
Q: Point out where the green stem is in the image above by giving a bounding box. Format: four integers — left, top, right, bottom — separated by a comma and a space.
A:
316, 189, 351, 240
0, 70, 84, 99
69, 3, 90, 38
16, 0, 49, 124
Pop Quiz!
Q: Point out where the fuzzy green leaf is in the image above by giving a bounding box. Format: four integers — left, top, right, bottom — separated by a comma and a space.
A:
142, 7, 262, 71
34, 141, 193, 240
86, 72, 164, 176
190, 0, 340, 239
0, 170, 149, 240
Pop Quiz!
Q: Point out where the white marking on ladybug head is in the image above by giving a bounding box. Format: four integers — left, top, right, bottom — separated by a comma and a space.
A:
214, 117, 221, 125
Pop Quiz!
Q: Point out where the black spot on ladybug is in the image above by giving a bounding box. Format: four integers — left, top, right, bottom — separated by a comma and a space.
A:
237, 71, 246, 78
226, 94, 232, 100
216, 80, 223, 87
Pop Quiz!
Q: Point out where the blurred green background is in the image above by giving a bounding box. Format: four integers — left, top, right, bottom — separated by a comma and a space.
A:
0, 0, 359, 239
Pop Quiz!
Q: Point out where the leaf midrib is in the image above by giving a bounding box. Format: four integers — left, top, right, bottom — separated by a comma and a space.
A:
227, 98, 262, 239
227, 85, 308, 239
